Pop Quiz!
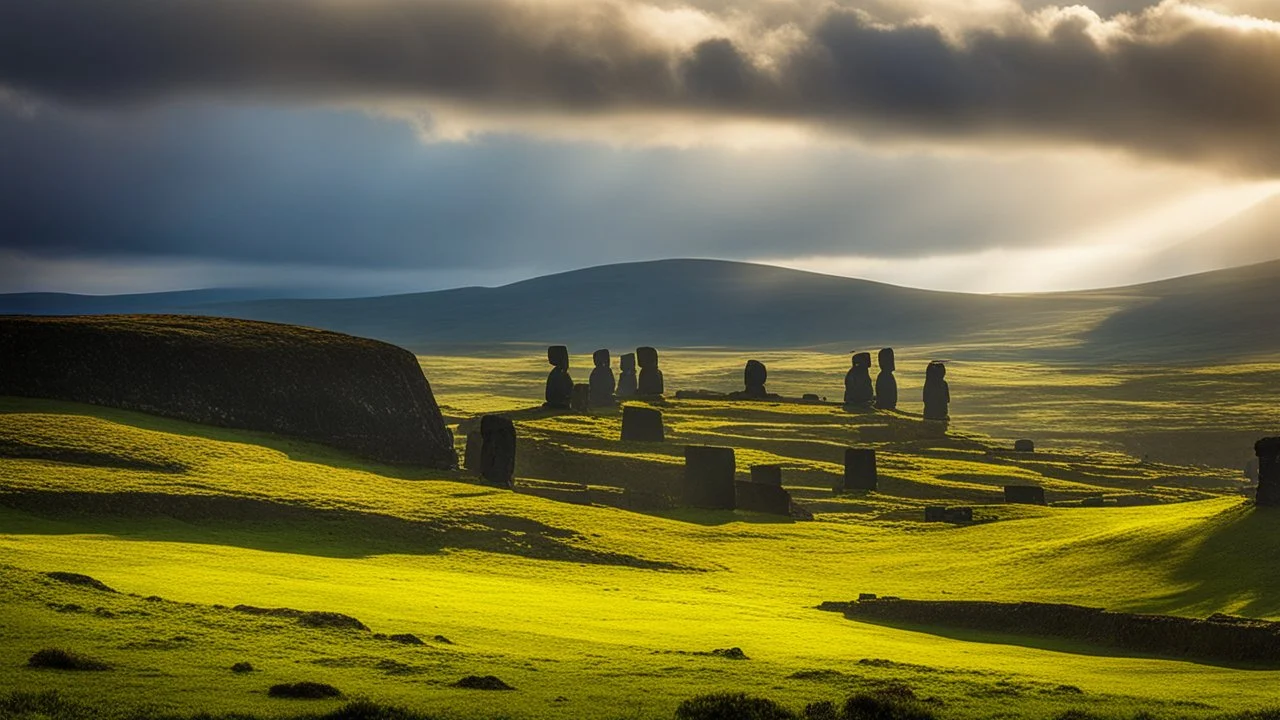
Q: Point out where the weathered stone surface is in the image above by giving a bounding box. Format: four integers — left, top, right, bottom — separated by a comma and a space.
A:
570, 383, 591, 412
944, 507, 973, 523
0, 315, 456, 467
734, 479, 791, 515
620, 405, 664, 442
1014, 439, 1036, 452
802, 393, 821, 402
589, 349, 616, 407
924, 506, 947, 522
1246, 458, 1260, 482
923, 361, 950, 421
636, 346, 664, 396
479, 415, 516, 488
1004, 485, 1046, 505
616, 353, 638, 398
844, 352, 874, 407
875, 348, 898, 410
842, 448, 877, 492
750, 464, 783, 486
544, 345, 573, 409
820, 597, 1280, 665
463, 430, 483, 474
743, 360, 768, 398
684, 445, 736, 509
1255, 437, 1280, 507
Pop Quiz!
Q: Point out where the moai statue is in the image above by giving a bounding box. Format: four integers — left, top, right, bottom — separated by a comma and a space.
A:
683, 445, 736, 509
621, 405, 664, 442
844, 352, 874, 407
570, 383, 591, 412
1255, 437, 1280, 507
1004, 485, 1046, 505
923, 360, 950, 421
1014, 439, 1035, 452
636, 346, 664, 396
589, 349, 616, 407
479, 414, 516, 488
616, 353, 638, 398
744, 360, 768, 398
874, 348, 898, 410
842, 448, 877, 492
544, 345, 573, 409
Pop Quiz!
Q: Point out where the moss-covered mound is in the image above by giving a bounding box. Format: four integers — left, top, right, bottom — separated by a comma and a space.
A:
0, 315, 455, 467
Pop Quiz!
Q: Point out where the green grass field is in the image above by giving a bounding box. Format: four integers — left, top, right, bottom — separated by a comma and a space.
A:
2, 349, 1279, 719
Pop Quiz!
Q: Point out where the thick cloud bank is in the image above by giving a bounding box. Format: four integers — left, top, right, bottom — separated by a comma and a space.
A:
2, 0, 1280, 172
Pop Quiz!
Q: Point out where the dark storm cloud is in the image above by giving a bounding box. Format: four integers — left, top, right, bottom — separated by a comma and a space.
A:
2, 0, 1280, 173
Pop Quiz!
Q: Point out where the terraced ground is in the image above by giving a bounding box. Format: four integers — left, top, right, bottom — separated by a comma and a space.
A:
1, 348, 1278, 719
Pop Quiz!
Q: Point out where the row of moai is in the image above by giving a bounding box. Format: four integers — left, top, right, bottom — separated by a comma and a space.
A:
544, 345, 665, 410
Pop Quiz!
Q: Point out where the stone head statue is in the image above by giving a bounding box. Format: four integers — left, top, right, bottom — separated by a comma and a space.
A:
744, 359, 767, 388
926, 360, 946, 380
620, 352, 636, 372
547, 345, 569, 370
637, 346, 659, 368
852, 352, 871, 369
879, 348, 895, 373
593, 348, 610, 368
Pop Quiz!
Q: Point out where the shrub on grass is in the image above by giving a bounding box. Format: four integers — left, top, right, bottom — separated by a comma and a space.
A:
43, 572, 118, 593
451, 675, 514, 691
230, 662, 255, 673
804, 700, 840, 720
675, 692, 798, 720
267, 682, 343, 699
841, 691, 936, 720
26, 649, 111, 671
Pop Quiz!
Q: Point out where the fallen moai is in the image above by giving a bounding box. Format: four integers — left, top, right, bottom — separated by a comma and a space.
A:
544, 345, 574, 410
874, 348, 897, 410
1004, 485, 1046, 505
620, 405, 665, 442
683, 445, 736, 509
0, 315, 456, 467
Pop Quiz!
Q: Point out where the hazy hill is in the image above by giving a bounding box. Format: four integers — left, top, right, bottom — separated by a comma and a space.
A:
2, 258, 1278, 360
1148, 194, 1280, 278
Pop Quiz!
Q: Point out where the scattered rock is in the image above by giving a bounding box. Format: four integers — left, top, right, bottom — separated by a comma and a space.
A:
231, 662, 255, 673
43, 572, 117, 593
387, 633, 425, 645
1014, 439, 1036, 452
27, 648, 111, 671
452, 675, 515, 690
268, 682, 343, 699
433, 635, 455, 645
710, 647, 748, 660
232, 605, 368, 631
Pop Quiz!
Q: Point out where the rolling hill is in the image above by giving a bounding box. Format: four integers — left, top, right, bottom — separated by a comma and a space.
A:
2, 258, 1278, 360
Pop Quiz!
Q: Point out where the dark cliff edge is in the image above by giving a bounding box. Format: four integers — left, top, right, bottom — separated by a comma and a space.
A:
819, 597, 1280, 665
0, 315, 456, 468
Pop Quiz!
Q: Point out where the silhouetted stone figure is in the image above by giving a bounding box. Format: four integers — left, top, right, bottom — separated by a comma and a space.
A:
616, 353, 638, 398
684, 445, 736, 509
924, 506, 947, 522
1255, 437, 1280, 507
570, 383, 591, 412
544, 345, 573, 409
844, 352, 874, 407
750, 464, 783, 486
589, 349, 616, 407
464, 430, 483, 474
1014, 439, 1035, 452
621, 405, 665, 442
842, 448, 877, 492
744, 360, 768, 398
1246, 458, 1260, 483
1004, 485, 1046, 505
875, 348, 898, 410
636, 346, 664, 396
479, 415, 516, 488
923, 361, 950, 421
735, 468, 791, 516
944, 507, 973, 523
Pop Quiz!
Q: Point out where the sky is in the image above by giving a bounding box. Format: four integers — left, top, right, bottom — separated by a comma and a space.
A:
3, 0, 1280, 296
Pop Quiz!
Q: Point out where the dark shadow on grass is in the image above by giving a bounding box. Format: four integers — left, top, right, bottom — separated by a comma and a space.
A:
0, 491, 686, 570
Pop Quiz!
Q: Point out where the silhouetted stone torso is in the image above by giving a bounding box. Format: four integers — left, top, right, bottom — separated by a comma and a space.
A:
743, 359, 768, 398
588, 349, 616, 406
683, 445, 736, 509
479, 415, 516, 488
544, 345, 573, 409
616, 353, 638, 398
874, 348, 897, 410
621, 405, 664, 442
844, 352, 874, 407
923, 361, 950, 421
636, 346, 664, 396
1255, 437, 1280, 507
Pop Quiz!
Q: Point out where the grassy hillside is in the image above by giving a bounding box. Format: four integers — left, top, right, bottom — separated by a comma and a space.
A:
2, 348, 1279, 719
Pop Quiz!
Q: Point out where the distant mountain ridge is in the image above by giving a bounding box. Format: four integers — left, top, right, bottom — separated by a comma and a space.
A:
2, 258, 1278, 361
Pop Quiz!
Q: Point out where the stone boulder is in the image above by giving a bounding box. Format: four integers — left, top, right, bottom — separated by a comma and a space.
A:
734, 479, 791, 516
683, 445, 736, 509
570, 383, 591, 412
0, 315, 455, 467
750, 464, 782, 486
620, 406, 664, 442
479, 415, 516, 488
842, 448, 877, 492
1004, 485, 1046, 505
1014, 439, 1035, 452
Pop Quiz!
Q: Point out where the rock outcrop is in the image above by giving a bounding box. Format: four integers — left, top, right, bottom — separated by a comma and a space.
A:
0, 315, 455, 467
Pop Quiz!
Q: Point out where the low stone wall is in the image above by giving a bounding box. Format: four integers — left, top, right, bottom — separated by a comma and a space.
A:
0, 315, 456, 467
819, 597, 1280, 664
